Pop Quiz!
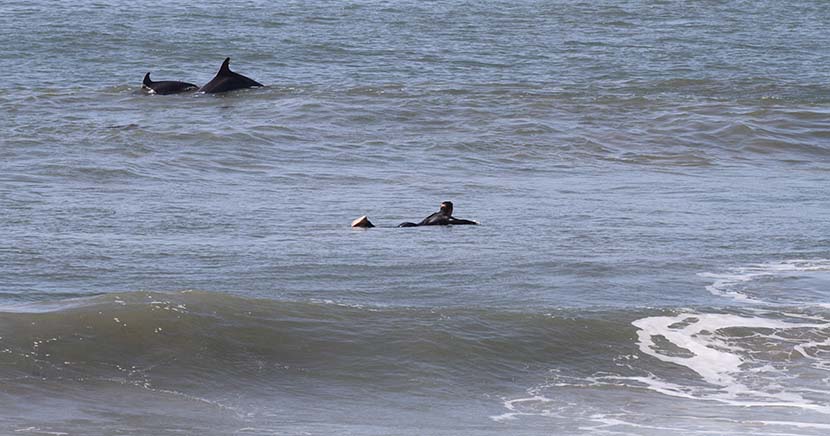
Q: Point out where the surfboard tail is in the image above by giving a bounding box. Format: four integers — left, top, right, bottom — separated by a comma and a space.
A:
351, 216, 375, 228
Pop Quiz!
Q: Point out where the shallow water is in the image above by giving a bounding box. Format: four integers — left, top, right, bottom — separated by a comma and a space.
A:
1, 1, 830, 434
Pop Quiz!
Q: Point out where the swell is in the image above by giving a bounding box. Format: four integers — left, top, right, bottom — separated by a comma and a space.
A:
4, 289, 830, 414
0, 291, 640, 393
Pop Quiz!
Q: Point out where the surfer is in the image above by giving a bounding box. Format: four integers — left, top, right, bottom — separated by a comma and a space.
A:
351, 201, 478, 228
397, 201, 478, 227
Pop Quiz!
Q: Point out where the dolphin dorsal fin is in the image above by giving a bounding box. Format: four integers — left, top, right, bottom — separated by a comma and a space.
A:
219, 58, 231, 74
143, 72, 152, 86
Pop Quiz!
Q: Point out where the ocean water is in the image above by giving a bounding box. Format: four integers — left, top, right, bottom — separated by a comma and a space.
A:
1, 0, 830, 434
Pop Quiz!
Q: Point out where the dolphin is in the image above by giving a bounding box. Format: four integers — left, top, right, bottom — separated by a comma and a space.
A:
142, 72, 198, 95
199, 58, 263, 94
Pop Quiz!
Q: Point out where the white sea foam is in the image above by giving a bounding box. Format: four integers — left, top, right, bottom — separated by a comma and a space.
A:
491, 395, 556, 422
14, 428, 69, 436
631, 311, 830, 413
700, 259, 830, 304
750, 420, 830, 430
494, 279, 830, 431
793, 336, 830, 372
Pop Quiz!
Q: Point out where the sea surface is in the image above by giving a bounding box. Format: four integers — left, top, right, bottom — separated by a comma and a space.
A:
2, 1, 830, 435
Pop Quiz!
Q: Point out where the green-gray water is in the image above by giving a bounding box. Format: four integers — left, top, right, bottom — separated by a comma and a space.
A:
2, 1, 830, 434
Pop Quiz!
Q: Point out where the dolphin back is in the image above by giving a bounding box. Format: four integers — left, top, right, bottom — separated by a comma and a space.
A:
199, 57, 263, 94
142, 71, 198, 95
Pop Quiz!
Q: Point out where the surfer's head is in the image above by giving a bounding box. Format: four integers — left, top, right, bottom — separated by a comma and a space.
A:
440, 201, 453, 215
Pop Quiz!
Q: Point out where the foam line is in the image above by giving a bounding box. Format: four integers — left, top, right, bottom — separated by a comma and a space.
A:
700, 259, 830, 304
632, 312, 830, 412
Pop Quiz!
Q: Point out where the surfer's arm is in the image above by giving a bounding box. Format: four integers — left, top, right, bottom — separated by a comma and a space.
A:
448, 218, 478, 225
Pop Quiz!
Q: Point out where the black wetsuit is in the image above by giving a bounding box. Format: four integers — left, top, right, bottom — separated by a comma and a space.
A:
398, 211, 478, 227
